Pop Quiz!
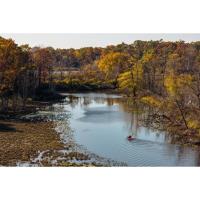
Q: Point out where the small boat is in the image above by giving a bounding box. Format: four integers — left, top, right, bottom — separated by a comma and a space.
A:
127, 135, 135, 141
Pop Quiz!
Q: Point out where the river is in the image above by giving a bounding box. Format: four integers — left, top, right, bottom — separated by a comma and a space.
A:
50, 92, 200, 166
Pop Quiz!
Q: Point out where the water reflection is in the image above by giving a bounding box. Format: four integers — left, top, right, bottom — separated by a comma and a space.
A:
53, 92, 200, 166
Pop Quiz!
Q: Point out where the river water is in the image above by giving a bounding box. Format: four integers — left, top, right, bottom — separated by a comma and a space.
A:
51, 92, 200, 166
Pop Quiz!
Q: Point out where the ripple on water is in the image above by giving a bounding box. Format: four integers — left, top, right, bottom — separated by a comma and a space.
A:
32, 92, 200, 166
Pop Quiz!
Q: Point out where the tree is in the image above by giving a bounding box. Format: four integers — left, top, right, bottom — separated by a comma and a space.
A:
98, 52, 130, 85
32, 47, 55, 87
0, 37, 34, 111
118, 62, 143, 96
164, 69, 193, 129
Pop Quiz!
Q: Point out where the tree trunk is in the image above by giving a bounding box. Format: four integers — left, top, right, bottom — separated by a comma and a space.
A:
175, 100, 188, 129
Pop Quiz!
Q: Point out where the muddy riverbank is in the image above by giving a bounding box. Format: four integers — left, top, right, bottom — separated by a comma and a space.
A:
0, 120, 62, 166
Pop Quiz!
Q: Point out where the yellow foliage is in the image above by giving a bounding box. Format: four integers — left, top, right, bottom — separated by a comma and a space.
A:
118, 71, 133, 91
141, 96, 162, 108
98, 52, 129, 80
118, 63, 143, 93
188, 120, 200, 129
164, 71, 193, 96
141, 49, 154, 64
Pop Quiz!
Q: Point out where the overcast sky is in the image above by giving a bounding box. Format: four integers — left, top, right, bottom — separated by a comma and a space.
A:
1, 33, 200, 49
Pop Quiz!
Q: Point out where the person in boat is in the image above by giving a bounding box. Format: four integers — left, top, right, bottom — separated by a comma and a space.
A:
127, 135, 134, 140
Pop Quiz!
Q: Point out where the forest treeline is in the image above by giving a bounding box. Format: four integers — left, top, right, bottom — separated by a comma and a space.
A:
1, 36, 200, 138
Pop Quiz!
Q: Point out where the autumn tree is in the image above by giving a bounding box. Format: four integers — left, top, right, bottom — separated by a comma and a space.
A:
32, 47, 55, 88
118, 62, 143, 96
164, 69, 194, 129
98, 52, 130, 85
0, 37, 34, 111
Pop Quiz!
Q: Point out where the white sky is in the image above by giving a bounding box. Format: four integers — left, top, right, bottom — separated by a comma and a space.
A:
1, 33, 200, 49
